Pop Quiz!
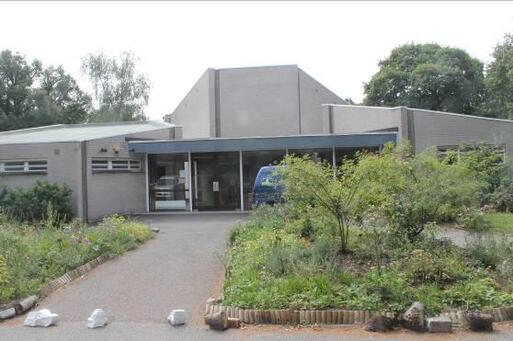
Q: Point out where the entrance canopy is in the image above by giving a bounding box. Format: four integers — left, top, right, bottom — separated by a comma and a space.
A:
129, 133, 396, 213
128, 132, 397, 154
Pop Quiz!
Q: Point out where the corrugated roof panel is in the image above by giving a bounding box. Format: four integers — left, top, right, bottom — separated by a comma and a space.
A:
0, 121, 174, 145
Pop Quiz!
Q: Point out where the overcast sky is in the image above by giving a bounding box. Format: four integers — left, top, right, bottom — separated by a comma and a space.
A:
1, 1, 513, 120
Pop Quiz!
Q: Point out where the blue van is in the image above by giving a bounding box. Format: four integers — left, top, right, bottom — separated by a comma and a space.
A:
251, 166, 285, 208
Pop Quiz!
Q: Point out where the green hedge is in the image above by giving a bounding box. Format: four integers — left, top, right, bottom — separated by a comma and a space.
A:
0, 180, 73, 223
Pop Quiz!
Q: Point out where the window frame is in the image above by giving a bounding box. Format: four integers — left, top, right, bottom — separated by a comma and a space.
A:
91, 158, 142, 173
0, 160, 48, 175
437, 144, 506, 162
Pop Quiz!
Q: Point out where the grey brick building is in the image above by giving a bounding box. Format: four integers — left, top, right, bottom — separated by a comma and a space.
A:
1, 65, 512, 220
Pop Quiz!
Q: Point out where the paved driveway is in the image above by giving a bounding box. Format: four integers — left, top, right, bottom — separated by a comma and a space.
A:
3, 214, 513, 340
0, 213, 249, 340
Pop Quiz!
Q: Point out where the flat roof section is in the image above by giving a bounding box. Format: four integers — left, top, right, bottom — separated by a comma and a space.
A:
128, 133, 397, 154
0, 121, 174, 145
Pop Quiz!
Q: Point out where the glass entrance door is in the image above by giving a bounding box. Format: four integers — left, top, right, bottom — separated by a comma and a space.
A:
148, 154, 190, 211
192, 152, 240, 211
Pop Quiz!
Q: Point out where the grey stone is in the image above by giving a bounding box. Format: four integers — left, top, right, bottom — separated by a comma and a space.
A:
364, 315, 395, 332
168, 309, 186, 326
87, 308, 108, 328
151, 227, 160, 233
0, 307, 16, 320
24, 309, 59, 327
465, 311, 493, 332
427, 316, 452, 333
205, 311, 228, 331
401, 302, 425, 331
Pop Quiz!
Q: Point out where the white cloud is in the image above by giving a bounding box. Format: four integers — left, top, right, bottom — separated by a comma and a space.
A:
1, 1, 512, 120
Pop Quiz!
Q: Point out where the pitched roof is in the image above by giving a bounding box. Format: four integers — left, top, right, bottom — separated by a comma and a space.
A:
0, 121, 174, 145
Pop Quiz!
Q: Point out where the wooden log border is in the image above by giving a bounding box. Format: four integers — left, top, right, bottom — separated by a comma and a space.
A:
0, 254, 111, 321
205, 303, 513, 325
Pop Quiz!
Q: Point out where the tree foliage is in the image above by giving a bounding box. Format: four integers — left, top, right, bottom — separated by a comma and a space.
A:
364, 43, 485, 115
81, 51, 150, 122
482, 34, 513, 119
0, 50, 91, 131
279, 155, 360, 253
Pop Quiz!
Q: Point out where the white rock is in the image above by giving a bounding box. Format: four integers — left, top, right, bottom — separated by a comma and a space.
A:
167, 309, 186, 326
87, 308, 108, 329
24, 309, 59, 327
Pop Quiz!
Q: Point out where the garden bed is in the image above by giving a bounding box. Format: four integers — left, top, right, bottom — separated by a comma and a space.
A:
0, 214, 153, 307
222, 211, 513, 318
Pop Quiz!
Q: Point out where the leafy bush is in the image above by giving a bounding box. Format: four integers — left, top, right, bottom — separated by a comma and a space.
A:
459, 143, 513, 212
353, 144, 480, 241
0, 180, 73, 223
0, 214, 152, 304
279, 155, 360, 253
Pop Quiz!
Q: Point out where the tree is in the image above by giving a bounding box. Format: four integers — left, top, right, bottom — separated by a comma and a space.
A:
364, 43, 485, 115
0, 50, 91, 131
40, 66, 92, 124
81, 51, 150, 122
482, 34, 513, 119
279, 155, 360, 253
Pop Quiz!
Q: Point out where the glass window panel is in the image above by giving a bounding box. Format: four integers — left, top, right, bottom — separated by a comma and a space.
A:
28, 161, 47, 171
4, 162, 25, 172
288, 148, 333, 164
335, 147, 379, 167
111, 160, 129, 169
92, 160, 109, 169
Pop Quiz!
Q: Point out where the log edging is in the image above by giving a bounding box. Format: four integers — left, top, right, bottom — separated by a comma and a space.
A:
442, 306, 513, 324
205, 302, 394, 325
206, 302, 513, 325
39, 254, 111, 297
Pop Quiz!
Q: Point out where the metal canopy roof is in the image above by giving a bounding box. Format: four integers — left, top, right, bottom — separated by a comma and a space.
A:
0, 121, 174, 145
128, 133, 397, 154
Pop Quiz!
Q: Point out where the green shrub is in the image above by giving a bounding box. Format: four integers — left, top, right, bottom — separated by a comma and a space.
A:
459, 143, 513, 212
0, 181, 73, 223
352, 144, 480, 241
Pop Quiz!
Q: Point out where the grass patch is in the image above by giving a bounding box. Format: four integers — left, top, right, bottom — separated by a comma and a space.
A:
0, 214, 152, 305
484, 213, 513, 231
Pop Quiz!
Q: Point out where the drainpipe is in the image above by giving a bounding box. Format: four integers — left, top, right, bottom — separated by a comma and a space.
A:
80, 141, 89, 223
